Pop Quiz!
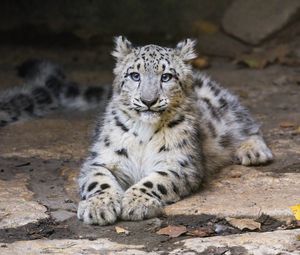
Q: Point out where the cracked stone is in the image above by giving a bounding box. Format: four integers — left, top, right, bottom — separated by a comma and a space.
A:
0, 229, 299, 254
0, 174, 48, 229
165, 166, 299, 220
171, 229, 300, 255
0, 238, 152, 255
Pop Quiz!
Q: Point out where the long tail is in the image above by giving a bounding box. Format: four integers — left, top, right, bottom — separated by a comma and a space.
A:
0, 59, 111, 127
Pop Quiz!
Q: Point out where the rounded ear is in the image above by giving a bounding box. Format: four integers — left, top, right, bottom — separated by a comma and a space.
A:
175, 39, 197, 61
111, 36, 133, 61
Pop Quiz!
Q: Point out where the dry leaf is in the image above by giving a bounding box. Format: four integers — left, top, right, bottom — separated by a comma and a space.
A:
279, 121, 296, 128
156, 225, 187, 238
187, 227, 214, 237
115, 226, 130, 235
226, 217, 261, 231
235, 45, 290, 69
289, 204, 300, 220
193, 20, 218, 34
191, 57, 209, 69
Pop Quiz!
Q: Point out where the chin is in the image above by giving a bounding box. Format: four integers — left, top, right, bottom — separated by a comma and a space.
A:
139, 111, 162, 123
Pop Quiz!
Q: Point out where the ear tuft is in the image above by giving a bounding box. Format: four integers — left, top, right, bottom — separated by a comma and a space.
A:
175, 39, 197, 61
111, 36, 133, 60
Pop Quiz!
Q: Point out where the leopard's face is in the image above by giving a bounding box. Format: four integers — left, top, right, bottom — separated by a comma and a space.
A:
112, 37, 197, 122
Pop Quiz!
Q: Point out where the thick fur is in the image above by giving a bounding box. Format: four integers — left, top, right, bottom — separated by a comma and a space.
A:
0, 59, 111, 127
0, 39, 273, 225
77, 37, 273, 225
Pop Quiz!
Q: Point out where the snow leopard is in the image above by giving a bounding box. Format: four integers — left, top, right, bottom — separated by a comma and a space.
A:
0, 36, 273, 226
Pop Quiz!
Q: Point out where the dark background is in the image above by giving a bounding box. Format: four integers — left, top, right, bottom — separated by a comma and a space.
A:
0, 0, 231, 46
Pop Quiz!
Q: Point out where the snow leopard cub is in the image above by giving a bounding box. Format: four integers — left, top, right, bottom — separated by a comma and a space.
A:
77, 36, 273, 225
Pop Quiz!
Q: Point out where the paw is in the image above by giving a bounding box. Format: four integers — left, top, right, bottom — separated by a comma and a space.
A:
121, 187, 163, 221
235, 136, 273, 166
77, 191, 122, 225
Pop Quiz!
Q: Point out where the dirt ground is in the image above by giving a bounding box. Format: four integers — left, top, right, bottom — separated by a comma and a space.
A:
0, 33, 299, 254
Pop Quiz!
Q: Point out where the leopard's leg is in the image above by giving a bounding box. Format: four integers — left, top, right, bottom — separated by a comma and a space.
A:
77, 162, 124, 225
121, 167, 202, 221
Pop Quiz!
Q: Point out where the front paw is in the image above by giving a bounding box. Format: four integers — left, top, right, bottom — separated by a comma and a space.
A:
236, 136, 273, 166
121, 187, 163, 221
77, 191, 122, 225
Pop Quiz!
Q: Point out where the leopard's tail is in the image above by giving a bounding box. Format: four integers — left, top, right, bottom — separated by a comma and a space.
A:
0, 59, 111, 127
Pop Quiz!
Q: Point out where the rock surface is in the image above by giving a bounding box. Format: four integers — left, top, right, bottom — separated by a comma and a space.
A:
0, 229, 299, 254
0, 238, 150, 255
172, 229, 300, 255
165, 165, 299, 219
0, 174, 48, 229
222, 0, 300, 45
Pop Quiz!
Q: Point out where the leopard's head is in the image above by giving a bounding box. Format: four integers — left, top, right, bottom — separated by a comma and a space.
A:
111, 36, 197, 122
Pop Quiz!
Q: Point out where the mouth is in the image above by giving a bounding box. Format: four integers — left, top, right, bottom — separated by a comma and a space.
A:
137, 108, 166, 113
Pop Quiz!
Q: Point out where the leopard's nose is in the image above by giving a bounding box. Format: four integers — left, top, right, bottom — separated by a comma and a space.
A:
141, 97, 158, 108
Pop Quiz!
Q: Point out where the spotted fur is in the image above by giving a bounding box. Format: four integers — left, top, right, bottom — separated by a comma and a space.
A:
0, 38, 273, 225
0, 59, 111, 127
77, 37, 273, 225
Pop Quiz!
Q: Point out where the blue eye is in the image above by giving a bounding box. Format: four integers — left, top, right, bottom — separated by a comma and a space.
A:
130, 72, 140, 82
161, 73, 173, 82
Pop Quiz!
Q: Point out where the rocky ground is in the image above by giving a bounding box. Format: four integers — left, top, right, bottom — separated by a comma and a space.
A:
0, 38, 299, 254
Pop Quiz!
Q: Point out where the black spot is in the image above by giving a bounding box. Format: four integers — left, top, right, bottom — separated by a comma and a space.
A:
179, 160, 189, 167
45, 77, 63, 97
104, 136, 110, 147
100, 183, 110, 190
114, 116, 129, 132
32, 87, 52, 105
81, 184, 86, 193
219, 133, 233, 148
10, 94, 34, 114
89, 151, 98, 159
172, 182, 179, 194
157, 171, 168, 176
207, 121, 217, 138
169, 170, 180, 178
94, 172, 104, 176
91, 162, 106, 167
143, 181, 153, 188
115, 148, 128, 158
151, 191, 161, 199
154, 127, 161, 134
219, 97, 229, 111
158, 145, 169, 153
140, 188, 146, 193
100, 212, 106, 220
65, 82, 80, 98
84, 87, 103, 102
157, 184, 168, 195
167, 115, 185, 128
202, 98, 221, 120
82, 195, 86, 200
87, 182, 98, 192
214, 88, 221, 97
